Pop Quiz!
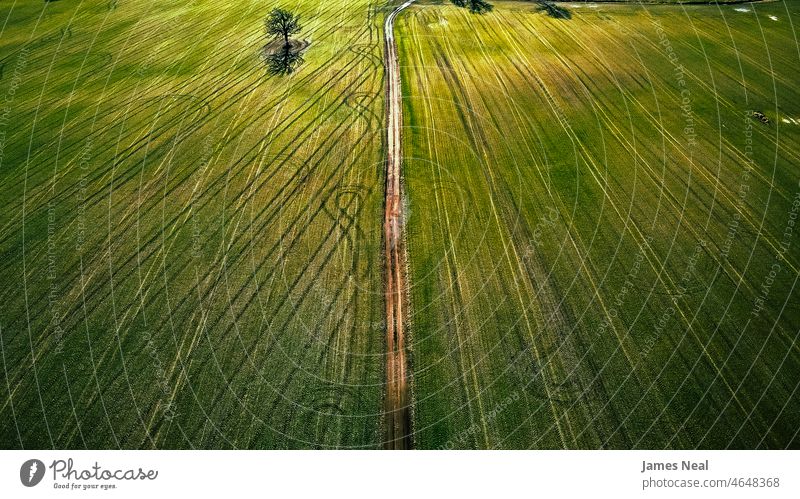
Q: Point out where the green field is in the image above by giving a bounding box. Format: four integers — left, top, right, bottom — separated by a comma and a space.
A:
0, 0, 389, 448
399, 1, 800, 448
1, 0, 799, 449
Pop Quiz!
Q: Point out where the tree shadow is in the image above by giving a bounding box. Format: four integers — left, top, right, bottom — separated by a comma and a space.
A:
263, 44, 305, 76
536, 1, 572, 19
451, 0, 494, 14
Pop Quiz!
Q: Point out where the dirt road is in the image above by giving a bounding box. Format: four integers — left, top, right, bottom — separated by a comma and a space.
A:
382, 0, 414, 450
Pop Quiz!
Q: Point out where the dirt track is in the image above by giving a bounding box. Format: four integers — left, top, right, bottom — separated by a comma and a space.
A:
382, 0, 415, 450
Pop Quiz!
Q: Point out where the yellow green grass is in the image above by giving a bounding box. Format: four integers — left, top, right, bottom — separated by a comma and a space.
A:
0, 0, 387, 448
399, 0, 800, 448
2, 0, 800, 450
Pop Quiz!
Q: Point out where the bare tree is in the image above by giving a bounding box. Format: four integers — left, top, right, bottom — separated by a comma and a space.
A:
265, 8, 301, 47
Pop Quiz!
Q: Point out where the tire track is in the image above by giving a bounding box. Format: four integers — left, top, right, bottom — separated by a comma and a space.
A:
383, 0, 414, 450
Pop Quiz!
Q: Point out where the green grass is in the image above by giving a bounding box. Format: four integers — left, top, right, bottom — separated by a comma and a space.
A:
0, 0, 388, 449
2, 0, 799, 450
399, 0, 800, 448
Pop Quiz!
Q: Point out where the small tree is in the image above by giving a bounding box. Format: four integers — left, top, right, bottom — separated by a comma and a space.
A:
265, 8, 301, 48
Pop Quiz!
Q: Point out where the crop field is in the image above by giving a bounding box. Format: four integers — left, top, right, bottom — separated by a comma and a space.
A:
399, 1, 800, 448
2, 0, 799, 451
0, 0, 390, 448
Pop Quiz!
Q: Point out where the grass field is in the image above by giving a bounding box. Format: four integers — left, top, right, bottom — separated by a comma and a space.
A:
399, 0, 800, 448
2, 0, 799, 450
0, 0, 390, 449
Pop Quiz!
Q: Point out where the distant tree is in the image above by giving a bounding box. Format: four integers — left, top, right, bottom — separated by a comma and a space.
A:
265, 8, 301, 47
451, 0, 493, 14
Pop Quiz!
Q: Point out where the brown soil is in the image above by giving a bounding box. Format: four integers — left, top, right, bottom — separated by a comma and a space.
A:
382, 0, 415, 450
